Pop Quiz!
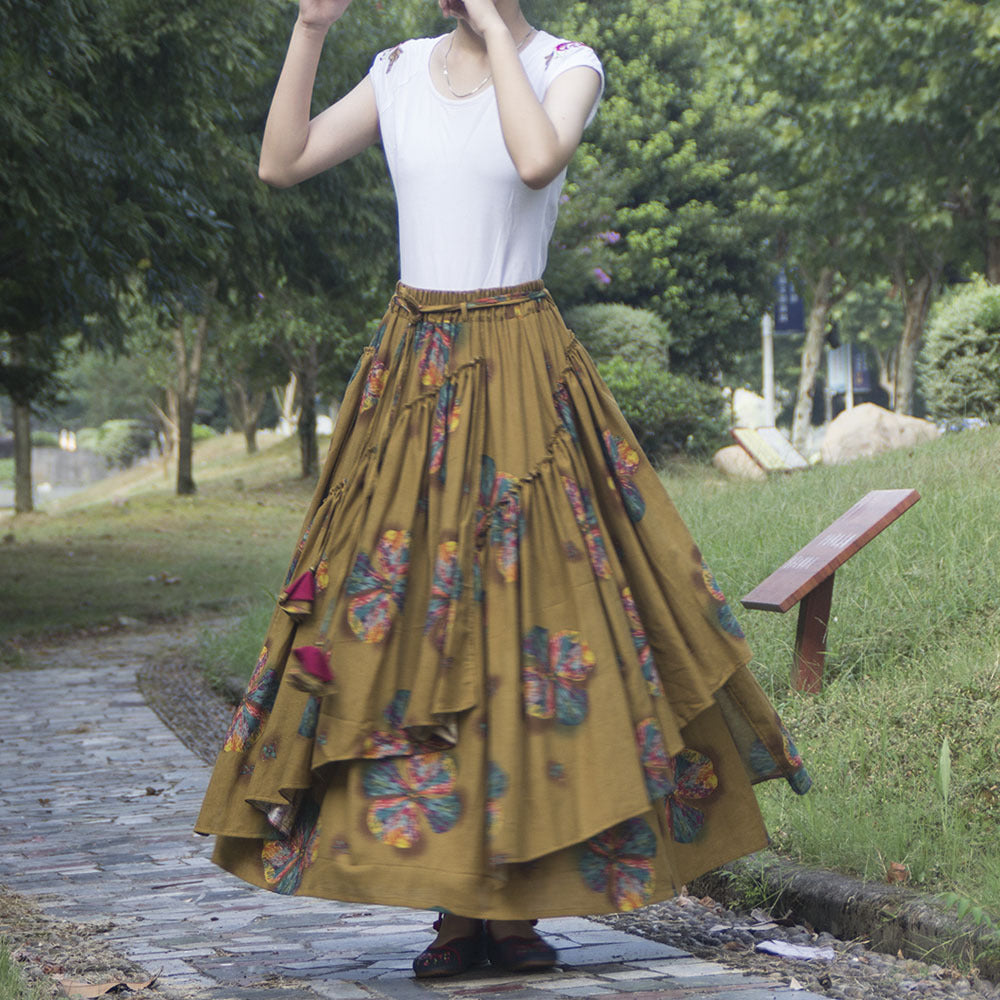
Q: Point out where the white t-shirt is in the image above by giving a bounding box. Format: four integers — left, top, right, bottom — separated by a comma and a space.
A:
368, 31, 604, 292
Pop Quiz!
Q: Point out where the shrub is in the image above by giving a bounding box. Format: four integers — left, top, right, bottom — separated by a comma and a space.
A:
192, 423, 216, 442
919, 277, 1000, 421
563, 303, 670, 369
597, 357, 728, 458
77, 420, 154, 467
30, 430, 59, 448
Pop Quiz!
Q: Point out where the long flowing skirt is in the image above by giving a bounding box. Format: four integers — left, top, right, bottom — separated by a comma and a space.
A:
195, 280, 810, 919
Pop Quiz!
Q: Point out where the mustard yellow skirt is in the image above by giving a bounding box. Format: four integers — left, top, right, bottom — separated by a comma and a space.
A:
195, 281, 810, 919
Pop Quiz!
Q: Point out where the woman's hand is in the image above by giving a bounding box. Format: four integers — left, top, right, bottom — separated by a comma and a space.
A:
439, 0, 505, 37
299, 0, 355, 31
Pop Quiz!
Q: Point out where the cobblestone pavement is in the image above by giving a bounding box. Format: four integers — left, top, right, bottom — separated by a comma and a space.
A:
0, 643, 824, 1000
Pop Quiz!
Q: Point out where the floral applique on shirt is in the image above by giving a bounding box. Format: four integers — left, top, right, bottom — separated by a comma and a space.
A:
545, 40, 587, 69
386, 44, 403, 72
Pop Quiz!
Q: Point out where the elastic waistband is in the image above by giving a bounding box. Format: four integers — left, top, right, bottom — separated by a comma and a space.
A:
391, 280, 551, 318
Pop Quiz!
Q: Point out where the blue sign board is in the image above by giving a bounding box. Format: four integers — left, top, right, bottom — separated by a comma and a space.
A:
774, 270, 805, 333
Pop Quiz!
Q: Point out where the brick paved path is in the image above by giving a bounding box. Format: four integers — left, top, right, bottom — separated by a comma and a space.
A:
0, 652, 823, 1000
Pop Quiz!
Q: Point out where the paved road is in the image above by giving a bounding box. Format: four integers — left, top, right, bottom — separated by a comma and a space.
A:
0, 652, 824, 1000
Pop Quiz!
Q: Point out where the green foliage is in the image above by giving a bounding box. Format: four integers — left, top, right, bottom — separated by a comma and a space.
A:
563, 303, 670, 367
28, 431, 59, 449
192, 423, 216, 442
549, 0, 781, 377
597, 357, 727, 458
919, 277, 1000, 421
77, 419, 154, 468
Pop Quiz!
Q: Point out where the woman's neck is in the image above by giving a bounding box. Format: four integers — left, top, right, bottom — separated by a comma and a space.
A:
452, 3, 531, 54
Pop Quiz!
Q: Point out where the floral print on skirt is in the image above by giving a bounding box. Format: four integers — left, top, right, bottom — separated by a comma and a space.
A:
196, 280, 810, 919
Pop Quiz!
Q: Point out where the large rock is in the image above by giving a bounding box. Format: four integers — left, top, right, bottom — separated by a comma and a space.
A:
713, 444, 767, 481
820, 403, 939, 465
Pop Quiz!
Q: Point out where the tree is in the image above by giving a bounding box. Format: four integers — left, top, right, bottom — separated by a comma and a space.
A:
546, 0, 783, 379
1, 0, 140, 511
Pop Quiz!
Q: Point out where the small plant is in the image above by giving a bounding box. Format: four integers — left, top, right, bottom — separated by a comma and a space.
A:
0, 937, 43, 1000
937, 736, 952, 830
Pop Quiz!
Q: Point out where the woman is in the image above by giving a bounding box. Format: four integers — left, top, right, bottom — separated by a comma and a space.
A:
196, 0, 811, 980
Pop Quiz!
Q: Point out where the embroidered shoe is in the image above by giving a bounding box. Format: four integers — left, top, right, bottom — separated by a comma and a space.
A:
484, 922, 557, 972
412, 918, 486, 978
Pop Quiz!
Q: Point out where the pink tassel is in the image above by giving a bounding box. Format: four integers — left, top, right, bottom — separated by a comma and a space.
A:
288, 645, 335, 695
279, 570, 316, 621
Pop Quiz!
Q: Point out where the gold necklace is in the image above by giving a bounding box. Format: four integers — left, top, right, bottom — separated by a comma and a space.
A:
441, 25, 536, 99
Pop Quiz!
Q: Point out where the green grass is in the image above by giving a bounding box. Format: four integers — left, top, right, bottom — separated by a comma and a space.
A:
3, 421, 999, 919
0, 939, 41, 1000
662, 428, 1000, 916
0, 432, 311, 642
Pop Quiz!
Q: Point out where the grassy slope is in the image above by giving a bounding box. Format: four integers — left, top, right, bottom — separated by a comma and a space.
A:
0, 432, 313, 641
2, 426, 998, 913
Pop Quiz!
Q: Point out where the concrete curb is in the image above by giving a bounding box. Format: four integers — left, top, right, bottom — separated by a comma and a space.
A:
691, 853, 1000, 979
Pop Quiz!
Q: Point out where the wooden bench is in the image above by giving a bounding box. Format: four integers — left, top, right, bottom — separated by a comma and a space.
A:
740, 489, 921, 692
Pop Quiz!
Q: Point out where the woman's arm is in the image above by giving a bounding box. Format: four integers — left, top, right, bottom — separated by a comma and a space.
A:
458, 1, 601, 190
259, 0, 380, 189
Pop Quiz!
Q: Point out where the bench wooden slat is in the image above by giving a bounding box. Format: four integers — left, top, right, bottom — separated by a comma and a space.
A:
741, 488, 920, 613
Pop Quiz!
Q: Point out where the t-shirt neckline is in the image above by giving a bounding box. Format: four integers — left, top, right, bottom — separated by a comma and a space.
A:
425, 29, 547, 106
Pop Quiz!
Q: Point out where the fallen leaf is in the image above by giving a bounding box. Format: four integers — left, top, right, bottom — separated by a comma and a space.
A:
789, 977, 805, 990
38, 798, 51, 806
55, 975, 157, 998
42, 962, 65, 975
145, 787, 162, 796
887, 862, 910, 883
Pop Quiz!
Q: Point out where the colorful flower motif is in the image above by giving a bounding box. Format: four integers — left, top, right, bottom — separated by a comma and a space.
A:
414, 320, 457, 388
553, 381, 579, 445
621, 587, 662, 697
425, 541, 463, 653
360, 358, 387, 414
260, 740, 278, 760
561, 475, 611, 579
347, 530, 411, 643
224, 644, 279, 752
548, 761, 567, 784
428, 383, 461, 484
700, 560, 746, 639
522, 626, 595, 726
298, 696, 320, 739
363, 751, 462, 848
636, 719, 672, 800
665, 749, 718, 844
478, 456, 521, 582
261, 798, 320, 895
579, 818, 656, 911
362, 690, 413, 758
486, 761, 508, 837
316, 558, 330, 592
602, 431, 646, 523
750, 723, 812, 795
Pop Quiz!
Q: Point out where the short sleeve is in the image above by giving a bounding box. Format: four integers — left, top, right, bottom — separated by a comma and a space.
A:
368, 42, 407, 118
540, 40, 605, 127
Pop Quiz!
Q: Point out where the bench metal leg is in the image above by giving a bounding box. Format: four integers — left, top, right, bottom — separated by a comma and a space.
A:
793, 572, 835, 693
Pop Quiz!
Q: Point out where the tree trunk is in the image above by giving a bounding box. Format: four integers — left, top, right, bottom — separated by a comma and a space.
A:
894, 271, 934, 415
171, 281, 216, 496
175, 394, 196, 495
224, 382, 267, 454
273, 373, 300, 435
791, 268, 836, 453
13, 401, 33, 513
873, 348, 894, 409
986, 231, 1000, 285
296, 346, 319, 480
